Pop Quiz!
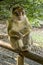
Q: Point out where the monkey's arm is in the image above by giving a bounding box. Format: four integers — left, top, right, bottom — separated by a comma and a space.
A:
25, 16, 32, 31
19, 16, 32, 37
24, 16, 32, 35
8, 30, 23, 39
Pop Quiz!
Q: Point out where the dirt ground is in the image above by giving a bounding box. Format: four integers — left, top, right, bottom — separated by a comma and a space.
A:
0, 21, 43, 65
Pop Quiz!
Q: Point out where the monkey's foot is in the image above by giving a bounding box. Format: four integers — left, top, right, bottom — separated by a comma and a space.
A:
21, 46, 31, 51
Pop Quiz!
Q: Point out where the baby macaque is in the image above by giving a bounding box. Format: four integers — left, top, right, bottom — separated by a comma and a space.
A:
7, 6, 32, 51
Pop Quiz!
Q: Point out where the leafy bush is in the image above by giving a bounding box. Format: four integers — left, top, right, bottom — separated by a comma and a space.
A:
0, 0, 43, 26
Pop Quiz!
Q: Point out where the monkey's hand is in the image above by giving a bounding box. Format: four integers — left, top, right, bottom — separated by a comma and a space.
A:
20, 27, 30, 37
8, 30, 23, 39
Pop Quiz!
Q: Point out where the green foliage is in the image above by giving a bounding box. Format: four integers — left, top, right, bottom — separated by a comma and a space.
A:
32, 19, 41, 27
0, 0, 43, 26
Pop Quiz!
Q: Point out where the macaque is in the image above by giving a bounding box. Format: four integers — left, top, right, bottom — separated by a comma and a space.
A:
7, 6, 32, 51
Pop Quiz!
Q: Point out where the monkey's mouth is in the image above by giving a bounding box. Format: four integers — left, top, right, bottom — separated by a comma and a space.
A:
18, 17, 21, 20
18, 16, 23, 20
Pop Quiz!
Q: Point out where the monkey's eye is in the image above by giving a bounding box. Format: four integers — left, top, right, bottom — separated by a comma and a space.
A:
22, 11, 24, 15
15, 12, 19, 16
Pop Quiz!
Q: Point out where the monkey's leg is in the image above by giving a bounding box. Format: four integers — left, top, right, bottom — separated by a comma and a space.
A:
10, 37, 19, 50
27, 33, 33, 51
17, 35, 29, 51
22, 34, 32, 51
18, 39, 24, 50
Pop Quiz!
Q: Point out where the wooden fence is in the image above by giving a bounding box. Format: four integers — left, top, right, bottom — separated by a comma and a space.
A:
0, 40, 43, 65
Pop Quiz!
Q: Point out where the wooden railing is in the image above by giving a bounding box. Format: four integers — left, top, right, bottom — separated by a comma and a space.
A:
0, 40, 43, 65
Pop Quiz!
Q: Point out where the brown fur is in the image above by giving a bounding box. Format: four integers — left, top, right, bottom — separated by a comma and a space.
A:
7, 6, 32, 51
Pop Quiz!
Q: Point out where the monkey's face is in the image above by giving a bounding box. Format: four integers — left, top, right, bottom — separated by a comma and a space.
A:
12, 7, 25, 20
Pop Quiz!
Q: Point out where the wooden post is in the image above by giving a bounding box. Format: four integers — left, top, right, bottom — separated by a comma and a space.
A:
17, 54, 24, 65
